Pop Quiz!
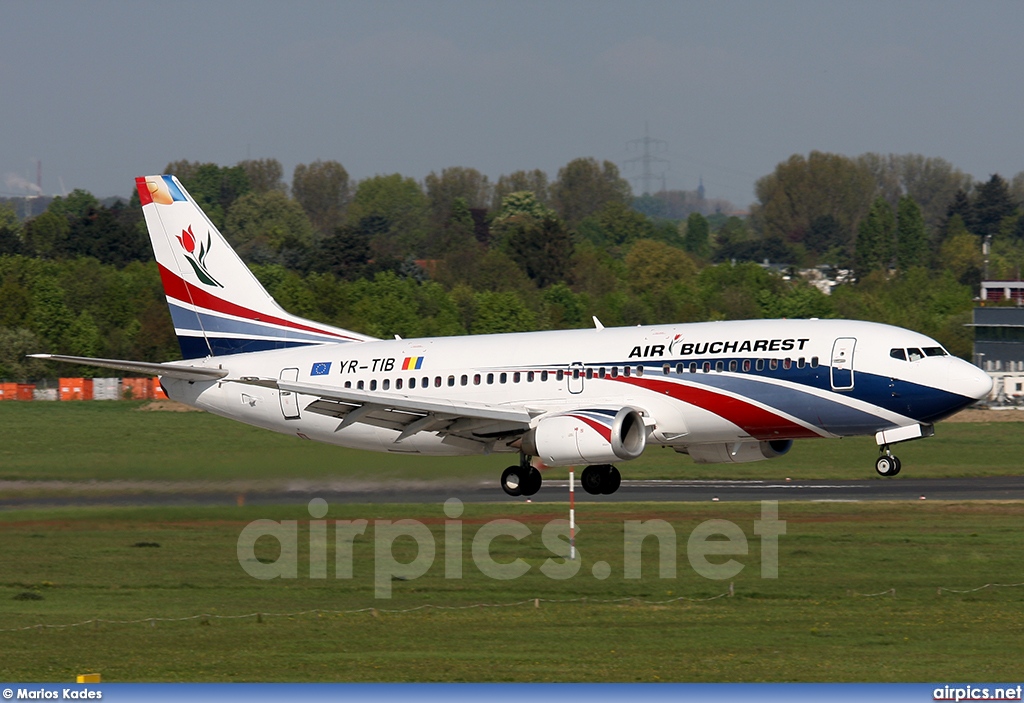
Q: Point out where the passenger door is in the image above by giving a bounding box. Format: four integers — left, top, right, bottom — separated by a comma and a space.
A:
279, 367, 300, 419
830, 338, 856, 390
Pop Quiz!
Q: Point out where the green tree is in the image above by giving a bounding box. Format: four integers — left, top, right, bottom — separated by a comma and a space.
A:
239, 158, 286, 194
551, 158, 632, 226
973, 174, 1018, 239
0, 203, 21, 255
471, 290, 536, 334
0, 327, 49, 380
625, 239, 698, 297
22, 212, 69, 258
347, 174, 429, 258
292, 160, 351, 235
503, 213, 574, 288
424, 167, 491, 226
225, 191, 316, 267
166, 161, 251, 229
855, 197, 896, 278
896, 196, 928, 270
492, 169, 550, 211
752, 151, 875, 252
683, 212, 711, 257
939, 216, 983, 288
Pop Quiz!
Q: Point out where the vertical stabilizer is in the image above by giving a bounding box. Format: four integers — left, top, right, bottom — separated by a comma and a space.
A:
136, 175, 375, 359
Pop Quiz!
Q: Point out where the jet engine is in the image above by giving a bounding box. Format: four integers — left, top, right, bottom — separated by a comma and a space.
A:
521, 407, 647, 466
683, 439, 793, 464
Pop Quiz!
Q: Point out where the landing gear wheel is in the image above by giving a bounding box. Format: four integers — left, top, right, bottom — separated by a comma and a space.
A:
601, 465, 621, 495
890, 456, 902, 476
875, 454, 899, 477
500, 466, 524, 497
580, 464, 621, 495
521, 466, 542, 496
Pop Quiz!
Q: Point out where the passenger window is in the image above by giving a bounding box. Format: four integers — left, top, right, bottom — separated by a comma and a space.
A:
623, 366, 631, 377
715, 361, 724, 372
810, 357, 819, 368
755, 359, 765, 372
689, 362, 697, 374
447, 376, 455, 387
409, 378, 416, 389
527, 371, 534, 382
611, 367, 618, 378
636, 366, 644, 377
344, 381, 352, 389
460, 375, 468, 386
769, 359, 778, 371
474, 374, 481, 385
541, 370, 549, 382
572, 369, 580, 379
370, 379, 377, 391
487, 373, 494, 384
434, 376, 442, 388
382, 379, 390, 390
908, 348, 924, 362
797, 358, 805, 369
702, 362, 711, 373
599, 367, 606, 378
676, 363, 684, 374
890, 348, 907, 361
396, 378, 403, 390
729, 360, 737, 372
421, 376, 428, 387
783, 358, 792, 370
556, 370, 564, 381
357, 380, 364, 390
500, 372, 508, 384
742, 360, 751, 372
514, 372, 521, 383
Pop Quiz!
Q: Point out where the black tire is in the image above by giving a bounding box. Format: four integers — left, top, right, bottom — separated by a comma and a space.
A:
601, 465, 621, 495
580, 465, 605, 495
875, 455, 897, 477
891, 456, 902, 476
521, 466, 542, 496
500, 466, 523, 497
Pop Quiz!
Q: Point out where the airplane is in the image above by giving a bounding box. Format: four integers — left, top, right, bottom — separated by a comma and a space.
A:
32, 175, 994, 497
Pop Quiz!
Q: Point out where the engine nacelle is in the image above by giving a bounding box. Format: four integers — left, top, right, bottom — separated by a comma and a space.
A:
684, 439, 793, 464
522, 407, 647, 467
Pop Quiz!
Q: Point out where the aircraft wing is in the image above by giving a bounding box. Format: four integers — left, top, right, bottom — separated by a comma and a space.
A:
28, 354, 229, 381
232, 377, 533, 448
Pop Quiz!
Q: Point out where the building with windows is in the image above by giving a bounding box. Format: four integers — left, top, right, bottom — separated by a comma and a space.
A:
970, 290, 1024, 402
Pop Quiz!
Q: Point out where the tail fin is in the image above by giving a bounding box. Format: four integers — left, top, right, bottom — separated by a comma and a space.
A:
136, 175, 375, 359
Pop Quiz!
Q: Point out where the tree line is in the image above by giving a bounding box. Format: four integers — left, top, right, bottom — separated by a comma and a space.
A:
1, 151, 1015, 379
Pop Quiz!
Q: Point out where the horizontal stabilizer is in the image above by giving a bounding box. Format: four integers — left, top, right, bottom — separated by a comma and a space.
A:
28, 354, 228, 381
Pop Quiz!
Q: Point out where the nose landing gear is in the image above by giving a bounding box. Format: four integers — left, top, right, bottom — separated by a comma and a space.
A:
875, 446, 902, 477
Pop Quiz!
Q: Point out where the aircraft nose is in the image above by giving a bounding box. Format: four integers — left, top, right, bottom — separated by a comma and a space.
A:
948, 358, 993, 401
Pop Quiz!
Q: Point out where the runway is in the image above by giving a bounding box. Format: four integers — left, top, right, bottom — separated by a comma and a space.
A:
2, 476, 1023, 508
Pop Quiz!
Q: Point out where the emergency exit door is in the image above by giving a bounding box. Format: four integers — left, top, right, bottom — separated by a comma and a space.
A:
279, 367, 300, 419
830, 338, 856, 390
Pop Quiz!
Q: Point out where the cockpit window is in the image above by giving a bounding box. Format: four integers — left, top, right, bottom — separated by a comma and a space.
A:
907, 348, 924, 362
923, 347, 947, 357
890, 348, 907, 361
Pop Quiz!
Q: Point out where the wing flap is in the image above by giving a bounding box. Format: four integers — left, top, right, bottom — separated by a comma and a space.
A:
233, 377, 532, 441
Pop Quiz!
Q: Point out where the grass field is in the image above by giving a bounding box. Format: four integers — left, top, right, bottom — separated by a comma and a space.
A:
1, 501, 1023, 682
0, 401, 1023, 484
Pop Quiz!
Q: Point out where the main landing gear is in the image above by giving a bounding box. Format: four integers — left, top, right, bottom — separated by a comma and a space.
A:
500, 457, 542, 497
875, 446, 902, 477
580, 464, 621, 495
499, 460, 624, 497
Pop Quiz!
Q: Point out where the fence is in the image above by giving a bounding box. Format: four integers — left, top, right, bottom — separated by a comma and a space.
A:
0, 377, 167, 401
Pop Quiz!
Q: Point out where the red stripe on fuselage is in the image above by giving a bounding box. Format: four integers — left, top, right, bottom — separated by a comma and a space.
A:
613, 376, 821, 440
158, 264, 355, 341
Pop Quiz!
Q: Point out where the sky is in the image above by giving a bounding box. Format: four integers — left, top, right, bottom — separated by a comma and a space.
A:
2, 1, 1022, 208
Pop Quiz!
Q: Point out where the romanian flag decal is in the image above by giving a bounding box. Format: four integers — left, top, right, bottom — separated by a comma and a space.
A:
402, 356, 424, 370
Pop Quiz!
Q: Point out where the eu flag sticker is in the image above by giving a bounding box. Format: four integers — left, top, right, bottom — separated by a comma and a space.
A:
311, 362, 332, 376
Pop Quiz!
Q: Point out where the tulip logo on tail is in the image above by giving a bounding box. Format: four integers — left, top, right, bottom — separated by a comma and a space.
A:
177, 225, 223, 288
